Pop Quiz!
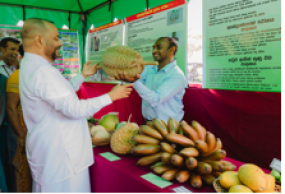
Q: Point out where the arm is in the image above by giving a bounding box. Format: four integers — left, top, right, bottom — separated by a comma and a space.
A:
34, 68, 133, 119
133, 74, 185, 107
5, 92, 26, 144
69, 61, 101, 92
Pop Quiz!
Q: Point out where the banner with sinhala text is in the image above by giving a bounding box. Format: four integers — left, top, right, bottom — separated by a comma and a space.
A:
203, 0, 281, 92
86, 20, 124, 82
125, 0, 188, 80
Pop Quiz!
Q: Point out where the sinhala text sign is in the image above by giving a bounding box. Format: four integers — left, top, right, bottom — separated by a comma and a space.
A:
203, 0, 281, 92
86, 20, 124, 82
125, 0, 188, 80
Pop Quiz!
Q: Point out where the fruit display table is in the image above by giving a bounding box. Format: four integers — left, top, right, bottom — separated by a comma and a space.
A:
89, 146, 270, 192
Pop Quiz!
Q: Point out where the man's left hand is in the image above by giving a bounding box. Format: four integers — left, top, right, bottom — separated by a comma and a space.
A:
82, 61, 101, 78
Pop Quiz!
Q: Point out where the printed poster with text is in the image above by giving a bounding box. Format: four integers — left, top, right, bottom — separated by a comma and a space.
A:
203, 0, 281, 92
52, 29, 80, 81
86, 20, 124, 82
125, 0, 188, 79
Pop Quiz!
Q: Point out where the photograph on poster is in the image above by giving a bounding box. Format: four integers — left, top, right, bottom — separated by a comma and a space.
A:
167, 8, 183, 25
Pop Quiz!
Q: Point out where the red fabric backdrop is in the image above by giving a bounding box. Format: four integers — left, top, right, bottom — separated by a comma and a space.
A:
77, 82, 281, 169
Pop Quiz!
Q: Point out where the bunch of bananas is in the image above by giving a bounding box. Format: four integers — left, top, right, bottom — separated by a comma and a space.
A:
131, 118, 236, 189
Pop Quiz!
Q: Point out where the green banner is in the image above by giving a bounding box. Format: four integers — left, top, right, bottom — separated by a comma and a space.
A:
203, 0, 281, 92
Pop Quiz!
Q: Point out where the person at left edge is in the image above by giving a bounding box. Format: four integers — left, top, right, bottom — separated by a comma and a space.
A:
20, 18, 133, 192
6, 45, 32, 192
0, 37, 20, 78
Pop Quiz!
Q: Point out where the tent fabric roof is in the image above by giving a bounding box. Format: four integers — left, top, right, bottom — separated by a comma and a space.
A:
0, 0, 109, 13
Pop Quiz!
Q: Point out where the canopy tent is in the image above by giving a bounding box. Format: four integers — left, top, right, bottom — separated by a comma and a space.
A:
0, 0, 175, 64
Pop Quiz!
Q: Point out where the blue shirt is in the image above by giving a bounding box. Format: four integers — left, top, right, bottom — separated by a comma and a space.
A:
133, 60, 185, 122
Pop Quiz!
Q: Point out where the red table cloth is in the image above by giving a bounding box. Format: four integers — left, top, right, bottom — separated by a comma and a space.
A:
77, 82, 281, 169
89, 146, 270, 193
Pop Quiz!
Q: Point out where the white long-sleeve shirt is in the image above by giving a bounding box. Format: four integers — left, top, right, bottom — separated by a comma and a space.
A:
19, 53, 112, 185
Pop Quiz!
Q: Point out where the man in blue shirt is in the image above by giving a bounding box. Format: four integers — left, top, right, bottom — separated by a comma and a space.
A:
115, 37, 185, 123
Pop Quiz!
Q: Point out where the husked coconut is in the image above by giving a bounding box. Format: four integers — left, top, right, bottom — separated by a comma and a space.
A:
90, 125, 110, 145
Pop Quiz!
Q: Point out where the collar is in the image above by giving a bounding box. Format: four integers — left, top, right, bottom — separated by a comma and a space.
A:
0, 60, 7, 66
151, 60, 176, 73
24, 52, 52, 66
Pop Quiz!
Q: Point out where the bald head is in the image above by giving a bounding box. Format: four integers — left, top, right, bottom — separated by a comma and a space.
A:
21, 18, 54, 41
21, 18, 62, 62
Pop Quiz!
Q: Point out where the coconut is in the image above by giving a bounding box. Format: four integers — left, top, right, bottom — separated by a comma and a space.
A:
90, 125, 110, 146
99, 113, 119, 133
110, 115, 139, 155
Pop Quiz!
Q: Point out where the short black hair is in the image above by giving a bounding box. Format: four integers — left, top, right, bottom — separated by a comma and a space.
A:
0, 37, 20, 49
18, 44, 24, 56
158, 37, 178, 55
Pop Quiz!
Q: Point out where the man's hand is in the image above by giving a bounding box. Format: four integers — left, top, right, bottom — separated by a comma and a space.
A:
108, 83, 134, 101
82, 61, 101, 78
115, 72, 141, 83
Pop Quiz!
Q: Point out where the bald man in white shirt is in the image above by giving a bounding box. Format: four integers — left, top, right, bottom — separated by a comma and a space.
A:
19, 18, 133, 192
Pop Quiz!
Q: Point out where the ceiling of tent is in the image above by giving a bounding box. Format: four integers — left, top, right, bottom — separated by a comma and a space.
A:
0, 0, 110, 13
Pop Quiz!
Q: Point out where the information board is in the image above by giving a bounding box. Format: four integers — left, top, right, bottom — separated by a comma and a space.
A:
203, 0, 281, 92
125, 0, 188, 79
86, 20, 124, 82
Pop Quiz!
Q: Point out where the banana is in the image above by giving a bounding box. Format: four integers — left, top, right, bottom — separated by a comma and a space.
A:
195, 139, 208, 154
161, 152, 172, 165
185, 157, 198, 170
175, 170, 191, 183
220, 164, 236, 171
179, 147, 199, 157
210, 171, 222, 177
205, 161, 224, 171
152, 119, 168, 136
200, 149, 226, 162
160, 142, 177, 154
140, 125, 163, 140
205, 132, 216, 153
173, 119, 180, 133
190, 173, 202, 189
150, 161, 166, 170
164, 134, 194, 147
196, 162, 212, 175
146, 121, 155, 129
131, 144, 160, 155
168, 117, 179, 134
136, 152, 162, 166
178, 126, 184, 135
170, 154, 184, 168
201, 138, 222, 157
180, 120, 199, 142
220, 160, 234, 166
153, 165, 174, 174
191, 120, 206, 141
138, 129, 144, 135
201, 174, 216, 185
161, 169, 179, 181
161, 120, 169, 132
132, 134, 160, 144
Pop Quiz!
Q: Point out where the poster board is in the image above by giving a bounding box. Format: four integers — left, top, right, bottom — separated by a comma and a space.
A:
53, 29, 81, 81
0, 26, 81, 81
0, 25, 21, 41
86, 20, 124, 82
125, 0, 188, 81
203, 0, 281, 92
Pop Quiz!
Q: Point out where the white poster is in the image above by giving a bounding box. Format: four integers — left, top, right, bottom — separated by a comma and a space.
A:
86, 20, 124, 82
203, 0, 281, 92
125, 0, 188, 81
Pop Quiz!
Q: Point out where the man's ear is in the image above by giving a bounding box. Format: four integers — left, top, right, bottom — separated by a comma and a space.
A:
168, 46, 176, 55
